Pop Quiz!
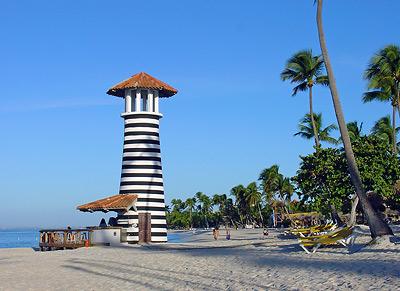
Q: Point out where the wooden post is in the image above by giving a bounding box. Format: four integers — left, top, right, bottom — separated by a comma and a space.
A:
139, 213, 152, 243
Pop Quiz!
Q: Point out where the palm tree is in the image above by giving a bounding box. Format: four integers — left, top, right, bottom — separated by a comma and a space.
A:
245, 182, 264, 226
259, 165, 282, 202
363, 84, 397, 153
185, 197, 196, 229
371, 115, 399, 147
365, 45, 400, 113
295, 113, 338, 146
316, 0, 393, 237
195, 192, 211, 229
364, 45, 400, 153
347, 121, 364, 142
212, 194, 227, 226
277, 177, 295, 212
171, 198, 184, 212
281, 49, 329, 148
230, 185, 248, 226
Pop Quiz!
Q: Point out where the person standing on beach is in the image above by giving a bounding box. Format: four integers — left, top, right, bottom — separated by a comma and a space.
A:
225, 229, 231, 240
213, 227, 220, 240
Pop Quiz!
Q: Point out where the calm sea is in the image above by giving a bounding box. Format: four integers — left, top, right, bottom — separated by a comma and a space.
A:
0, 229, 188, 248
0, 229, 40, 249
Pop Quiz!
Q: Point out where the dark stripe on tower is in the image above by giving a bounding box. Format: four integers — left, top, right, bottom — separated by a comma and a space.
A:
117, 214, 166, 220
151, 232, 167, 236
123, 148, 160, 153
120, 181, 163, 186
123, 157, 161, 162
149, 224, 167, 228
125, 123, 159, 128
120, 190, 164, 195
124, 139, 160, 145
121, 173, 162, 178
124, 114, 161, 120
124, 140, 160, 145
122, 165, 162, 170
126, 232, 167, 237
125, 132, 159, 137
137, 198, 165, 203
134, 206, 167, 211
118, 224, 167, 228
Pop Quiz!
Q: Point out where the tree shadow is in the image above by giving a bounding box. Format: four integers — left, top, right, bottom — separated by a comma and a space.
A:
64, 257, 270, 290
248, 252, 400, 278
62, 265, 162, 290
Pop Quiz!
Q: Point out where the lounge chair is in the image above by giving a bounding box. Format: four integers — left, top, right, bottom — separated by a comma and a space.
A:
289, 223, 336, 237
298, 226, 357, 253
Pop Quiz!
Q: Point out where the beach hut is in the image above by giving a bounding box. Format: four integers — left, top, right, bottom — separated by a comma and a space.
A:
78, 72, 177, 243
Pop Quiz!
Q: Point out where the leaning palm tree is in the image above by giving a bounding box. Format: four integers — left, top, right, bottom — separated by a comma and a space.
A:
281, 50, 329, 148
364, 45, 400, 153
245, 182, 264, 226
185, 197, 196, 229
371, 115, 399, 148
316, 0, 393, 237
295, 113, 338, 146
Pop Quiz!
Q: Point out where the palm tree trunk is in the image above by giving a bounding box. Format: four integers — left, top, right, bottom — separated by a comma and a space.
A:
393, 105, 397, 154
349, 195, 359, 227
316, 0, 393, 238
309, 85, 321, 148
258, 204, 264, 227
190, 209, 193, 229
273, 207, 277, 227
330, 204, 344, 226
396, 87, 400, 153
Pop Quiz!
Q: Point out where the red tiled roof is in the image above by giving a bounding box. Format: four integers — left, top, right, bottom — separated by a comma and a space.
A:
106, 72, 178, 98
77, 194, 138, 212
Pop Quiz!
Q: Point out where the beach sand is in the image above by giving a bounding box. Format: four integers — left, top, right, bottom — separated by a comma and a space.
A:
0, 228, 399, 290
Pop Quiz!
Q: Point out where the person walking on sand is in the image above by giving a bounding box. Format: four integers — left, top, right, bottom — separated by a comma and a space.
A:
213, 227, 219, 240
225, 228, 231, 240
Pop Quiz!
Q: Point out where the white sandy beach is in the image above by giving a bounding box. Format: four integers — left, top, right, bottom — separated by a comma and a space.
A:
0, 228, 399, 291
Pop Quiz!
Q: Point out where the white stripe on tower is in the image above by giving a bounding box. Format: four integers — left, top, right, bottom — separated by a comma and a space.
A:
118, 112, 167, 242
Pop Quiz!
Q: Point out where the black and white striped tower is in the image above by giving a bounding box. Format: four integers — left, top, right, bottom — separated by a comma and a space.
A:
107, 72, 177, 243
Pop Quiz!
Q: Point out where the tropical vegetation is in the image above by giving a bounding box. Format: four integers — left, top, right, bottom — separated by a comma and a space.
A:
167, 2, 399, 239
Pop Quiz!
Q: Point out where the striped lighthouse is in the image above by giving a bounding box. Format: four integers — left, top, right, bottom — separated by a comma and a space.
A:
106, 72, 177, 243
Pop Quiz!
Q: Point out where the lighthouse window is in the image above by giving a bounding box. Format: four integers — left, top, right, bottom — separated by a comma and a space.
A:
141, 90, 148, 111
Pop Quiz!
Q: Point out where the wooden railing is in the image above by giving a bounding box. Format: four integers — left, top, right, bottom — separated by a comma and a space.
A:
39, 229, 91, 251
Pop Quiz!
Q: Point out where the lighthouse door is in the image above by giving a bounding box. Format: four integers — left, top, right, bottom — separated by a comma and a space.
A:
138, 213, 152, 243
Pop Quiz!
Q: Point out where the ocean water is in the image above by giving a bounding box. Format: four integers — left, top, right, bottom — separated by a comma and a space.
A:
0, 229, 40, 249
0, 229, 188, 248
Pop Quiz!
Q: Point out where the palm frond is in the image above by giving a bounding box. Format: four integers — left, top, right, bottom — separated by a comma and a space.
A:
362, 90, 391, 103
282, 49, 328, 96
292, 81, 308, 96
315, 75, 329, 86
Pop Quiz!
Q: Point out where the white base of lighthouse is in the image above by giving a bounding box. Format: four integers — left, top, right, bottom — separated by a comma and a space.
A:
116, 112, 167, 243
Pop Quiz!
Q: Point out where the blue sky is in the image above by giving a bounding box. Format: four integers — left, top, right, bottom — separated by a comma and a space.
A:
1, 0, 399, 228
